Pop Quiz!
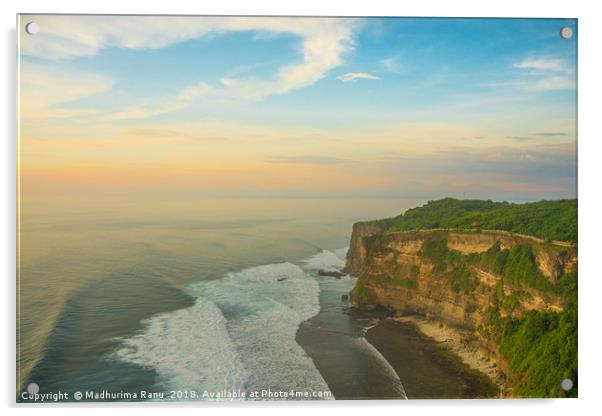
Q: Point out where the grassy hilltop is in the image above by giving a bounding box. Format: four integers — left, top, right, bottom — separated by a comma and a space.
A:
367, 198, 577, 244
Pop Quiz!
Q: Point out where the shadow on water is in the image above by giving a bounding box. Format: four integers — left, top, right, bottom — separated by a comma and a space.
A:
21, 272, 195, 400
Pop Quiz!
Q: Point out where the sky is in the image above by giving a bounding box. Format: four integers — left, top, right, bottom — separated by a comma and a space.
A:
18, 15, 578, 202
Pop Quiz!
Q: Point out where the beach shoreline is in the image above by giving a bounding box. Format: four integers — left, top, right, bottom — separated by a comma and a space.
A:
363, 314, 503, 399
387, 315, 508, 396
295, 275, 408, 400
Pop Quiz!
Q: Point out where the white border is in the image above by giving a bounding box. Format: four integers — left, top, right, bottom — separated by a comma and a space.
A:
2, 1, 600, 415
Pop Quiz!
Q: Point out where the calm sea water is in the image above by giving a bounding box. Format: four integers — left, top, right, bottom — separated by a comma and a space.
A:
18, 196, 421, 400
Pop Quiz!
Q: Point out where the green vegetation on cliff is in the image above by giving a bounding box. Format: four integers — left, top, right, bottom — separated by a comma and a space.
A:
489, 273, 577, 397
351, 279, 369, 301
446, 264, 478, 294
478, 241, 554, 292
375, 274, 418, 289
371, 198, 577, 243
421, 238, 461, 272
350, 198, 577, 398
413, 234, 577, 396
421, 239, 479, 293
435, 237, 577, 396
419, 235, 565, 294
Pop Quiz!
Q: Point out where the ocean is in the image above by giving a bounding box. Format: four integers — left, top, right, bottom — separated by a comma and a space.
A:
17, 196, 420, 400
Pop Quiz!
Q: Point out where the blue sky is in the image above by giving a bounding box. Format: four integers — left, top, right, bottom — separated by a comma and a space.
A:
42, 17, 577, 125
279, 18, 576, 128
19, 16, 577, 201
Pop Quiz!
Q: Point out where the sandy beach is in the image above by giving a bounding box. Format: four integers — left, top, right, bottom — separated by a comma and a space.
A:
391, 315, 508, 394
365, 317, 499, 399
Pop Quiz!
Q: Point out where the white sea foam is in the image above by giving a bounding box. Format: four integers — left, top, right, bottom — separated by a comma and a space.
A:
334, 247, 349, 260
302, 249, 346, 272
113, 248, 407, 401
113, 261, 331, 399
352, 337, 407, 399
193, 262, 330, 396
113, 295, 248, 397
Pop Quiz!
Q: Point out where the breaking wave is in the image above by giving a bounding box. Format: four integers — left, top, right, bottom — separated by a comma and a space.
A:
113, 259, 331, 399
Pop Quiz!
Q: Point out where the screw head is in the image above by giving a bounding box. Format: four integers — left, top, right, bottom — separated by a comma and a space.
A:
25, 22, 39, 35
560, 26, 573, 39
26, 382, 39, 394
560, 378, 573, 391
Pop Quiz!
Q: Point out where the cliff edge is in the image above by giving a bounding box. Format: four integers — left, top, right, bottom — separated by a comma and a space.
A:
346, 199, 577, 398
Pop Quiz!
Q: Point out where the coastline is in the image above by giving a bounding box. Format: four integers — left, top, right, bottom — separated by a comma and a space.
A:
389, 315, 508, 396
363, 315, 502, 399
296, 273, 407, 400
299, 247, 503, 400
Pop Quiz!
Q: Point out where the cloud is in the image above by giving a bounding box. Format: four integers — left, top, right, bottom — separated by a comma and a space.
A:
506, 132, 569, 141
513, 58, 567, 72
379, 57, 402, 73
266, 155, 350, 165
177, 82, 213, 101
482, 77, 575, 92
336, 72, 380, 82
21, 15, 358, 103
534, 132, 568, 137
19, 63, 114, 119
102, 82, 214, 121
520, 154, 537, 161
372, 142, 576, 198
122, 127, 230, 142
20, 15, 221, 60
527, 76, 576, 91
217, 18, 358, 99
123, 127, 183, 139
509, 57, 575, 92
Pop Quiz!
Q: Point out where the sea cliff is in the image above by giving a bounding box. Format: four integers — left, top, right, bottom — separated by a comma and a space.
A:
345, 199, 578, 398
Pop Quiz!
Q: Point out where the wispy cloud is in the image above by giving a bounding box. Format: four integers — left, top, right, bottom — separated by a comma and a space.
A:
510, 57, 575, 92
19, 63, 113, 119
215, 18, 358, 99
506, 132, 568, 141
513, 58, 567, 71
177, 82, 213, 101
21, 15, 360, 113
123, 128, 182, 138
534, 132, 568, 137
379, 57, 402, 73
102, 82, 214, 121
374, 142, 575, 196
527, 76, 575, 91
336, 72, 380, 82
266, 155, 350, 165
482, 76, 575, 92
21, 16, 206, 59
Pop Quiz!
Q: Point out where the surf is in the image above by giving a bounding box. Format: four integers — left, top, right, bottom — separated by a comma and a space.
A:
113, 259, 331, 399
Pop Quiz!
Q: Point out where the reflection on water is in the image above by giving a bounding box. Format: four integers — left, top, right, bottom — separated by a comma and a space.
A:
18, 196, 422, 394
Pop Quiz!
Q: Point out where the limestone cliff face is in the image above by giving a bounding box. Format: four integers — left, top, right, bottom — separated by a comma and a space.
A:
347, 227, 577, 380
348, 229, 576, 317
344, 222, 385, 275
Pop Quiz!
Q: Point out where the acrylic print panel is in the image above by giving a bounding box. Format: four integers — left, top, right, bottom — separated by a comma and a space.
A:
17, 14, 577, 402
